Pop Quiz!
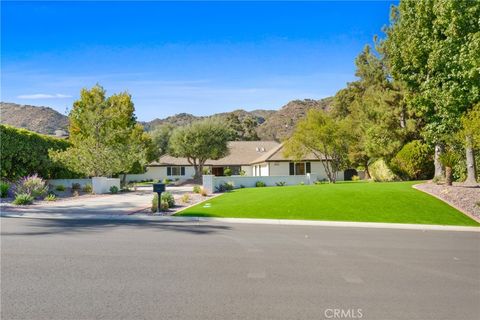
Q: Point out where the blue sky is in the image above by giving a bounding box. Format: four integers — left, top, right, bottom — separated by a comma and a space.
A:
2, 1, 396, 121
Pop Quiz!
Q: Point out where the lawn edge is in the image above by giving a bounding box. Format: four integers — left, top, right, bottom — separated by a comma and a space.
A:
412, 183, 480, 224
173, 193, 224, 215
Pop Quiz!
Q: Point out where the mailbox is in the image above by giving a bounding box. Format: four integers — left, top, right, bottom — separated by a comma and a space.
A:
153, 183, 166, 193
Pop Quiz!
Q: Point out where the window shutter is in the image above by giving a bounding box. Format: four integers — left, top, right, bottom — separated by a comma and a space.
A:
167, 167, 171, 176
181, 167, 185, 176
289, 162, 295, 175
306, 162, 311, 174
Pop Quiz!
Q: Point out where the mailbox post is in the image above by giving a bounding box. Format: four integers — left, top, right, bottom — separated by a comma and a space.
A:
153, 183, 166, 213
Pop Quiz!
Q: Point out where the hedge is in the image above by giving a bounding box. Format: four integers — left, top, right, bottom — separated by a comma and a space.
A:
0, 125, 81, 180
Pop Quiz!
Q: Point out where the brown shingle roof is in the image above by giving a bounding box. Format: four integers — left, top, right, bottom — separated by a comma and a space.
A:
250, 144, 326, 163
151, 141, 281, 166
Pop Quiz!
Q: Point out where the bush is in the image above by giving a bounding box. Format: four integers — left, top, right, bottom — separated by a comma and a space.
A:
275, 181, 286, 186
163, 178, 172, 185
0, 181, 9, 198
14, 174, 48, 199
82, 184, 93, 193
44, 193, 57, 201
351, 175, 360, 181
255, 181, 266, 187
390, 140, 434, 180
215, 182, 234, 192
181, 194, 191, 203
200, 187, 208, 197
239, 170, 246, 176
72, 190, 80, 197
55, 184, 66, 192
369, 159, 399, 182
193, 185, 201, 193
0, 125, 80, 180
71, 183, 81, 191
109, 185, 119, 194
13, 193, 34, 205
224, 167, 232, 176
151, 192, 175, 212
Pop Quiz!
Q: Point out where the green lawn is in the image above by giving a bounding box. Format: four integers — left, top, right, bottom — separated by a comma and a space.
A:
177, 181, 479, 226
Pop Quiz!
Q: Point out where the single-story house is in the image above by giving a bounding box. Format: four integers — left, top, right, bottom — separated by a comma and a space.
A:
126, 141, 345, 182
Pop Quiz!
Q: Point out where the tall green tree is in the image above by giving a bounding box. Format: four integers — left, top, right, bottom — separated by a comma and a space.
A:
150, 124, 175, 158
168, 118, 231, 180
50, 85, 151, 178
332, 45, 413, 178
458, 104, 480, 184
283, 110, 350, 183
383, 0, 480, 179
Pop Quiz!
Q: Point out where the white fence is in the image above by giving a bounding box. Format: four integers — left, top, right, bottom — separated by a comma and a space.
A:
203, 174, 321, 193
48, 177, 120, 194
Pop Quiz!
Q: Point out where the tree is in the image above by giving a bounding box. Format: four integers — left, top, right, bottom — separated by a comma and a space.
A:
383, 0, 480, 179
458, 104, 480, 184
283, 110, 349, 183
50, 85, 150, 178
168, 118, 231, 180
224, 113, 259, 141
150, 124, 175, 158
332, 45, 412, 178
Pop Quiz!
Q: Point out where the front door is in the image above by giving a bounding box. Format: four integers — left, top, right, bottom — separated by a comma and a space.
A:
212, 167, 224, 176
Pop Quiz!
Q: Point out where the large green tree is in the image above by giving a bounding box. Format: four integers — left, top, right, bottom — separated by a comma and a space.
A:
383, 0, 480, 179
50, 85, 152, 178
283, 110, 350, 183
168, 118, 231, 180
332, 45, 414, 178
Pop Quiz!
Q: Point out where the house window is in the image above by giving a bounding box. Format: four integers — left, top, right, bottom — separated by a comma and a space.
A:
289, 162, 311, 175
167, 166, 185, 176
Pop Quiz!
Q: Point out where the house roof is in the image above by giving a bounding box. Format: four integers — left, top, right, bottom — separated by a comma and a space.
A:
151, 141, 281, 166
250, 144, 327, 164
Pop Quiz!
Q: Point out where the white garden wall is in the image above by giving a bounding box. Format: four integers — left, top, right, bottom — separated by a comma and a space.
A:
203, 174, 320, 193
48, 179, 92, 188
92, 177, 120, 194
125, 166, 195, 183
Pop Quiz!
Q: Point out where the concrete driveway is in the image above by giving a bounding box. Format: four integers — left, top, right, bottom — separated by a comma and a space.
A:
1, 186, 194, 216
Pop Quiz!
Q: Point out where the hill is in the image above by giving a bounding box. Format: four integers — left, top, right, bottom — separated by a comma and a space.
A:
256, 98, 333, 141
0, 102, 68, 135
1, 98, 333, 141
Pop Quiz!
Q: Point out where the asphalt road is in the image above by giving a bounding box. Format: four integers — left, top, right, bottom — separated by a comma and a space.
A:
1, 218, 479, 320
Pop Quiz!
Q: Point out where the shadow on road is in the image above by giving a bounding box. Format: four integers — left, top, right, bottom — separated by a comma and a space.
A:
1, 217, 231, 236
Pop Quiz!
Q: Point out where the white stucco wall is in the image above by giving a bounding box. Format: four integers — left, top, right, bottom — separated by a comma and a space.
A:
241, 165, 252, 176
268, 162, 289, 176
48, 179, 92, 188
259, 163, 269, 176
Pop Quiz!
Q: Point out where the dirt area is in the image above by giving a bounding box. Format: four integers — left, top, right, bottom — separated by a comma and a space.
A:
133, 191, 217, 216
415, 182, 480, 221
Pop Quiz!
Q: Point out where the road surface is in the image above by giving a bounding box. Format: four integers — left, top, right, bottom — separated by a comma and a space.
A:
1, 218, 479, 320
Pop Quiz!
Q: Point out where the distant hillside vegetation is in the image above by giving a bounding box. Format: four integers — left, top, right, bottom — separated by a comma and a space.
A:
0, 102, 68, 135
142, 109, 276, 131
1, 98, 332, 141
256, 98, 333, 141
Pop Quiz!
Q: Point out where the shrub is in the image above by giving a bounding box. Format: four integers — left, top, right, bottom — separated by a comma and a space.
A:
82, 184, 93, 193
163, 178, 172, 185
193, 185, 201, 193
215, 182, 234, 192
239, 170, 246, 176
14, 174, 48, 199
275, 181, 286, 186
255, 181, 266, 187
55, 184, 66, 192
71, 183, 81, 191
240, 184, 245, 188
0, 181, 9, 198
200, 187, 208, 197
72, 190, 80, 197
181, 193, 191, 203
224, 167, 232, 176
390, 140, 434, 180
351, 175, 360, 181
299, 181, 305, 185
13, 193, 34, 205
369, 159, 399, 182
0, 124, 80, 180
44, 193, 57, 201
109, 185, 119, 194
151, 192, 175, 212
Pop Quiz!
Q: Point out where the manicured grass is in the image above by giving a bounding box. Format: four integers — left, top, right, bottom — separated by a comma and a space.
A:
177, 181, 479, 226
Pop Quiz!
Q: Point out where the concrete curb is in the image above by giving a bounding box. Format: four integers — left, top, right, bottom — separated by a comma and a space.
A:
1, 212, 478, 232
